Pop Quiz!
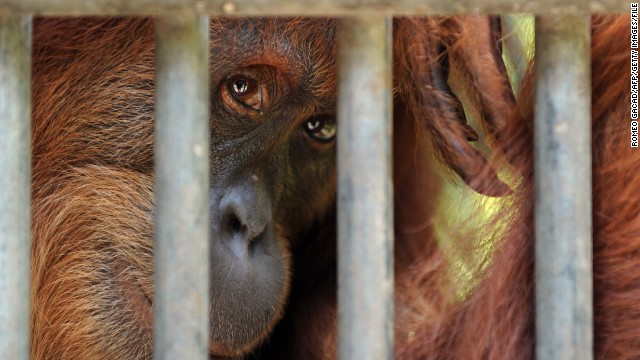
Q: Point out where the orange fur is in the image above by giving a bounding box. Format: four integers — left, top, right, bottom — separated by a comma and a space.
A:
396, 15, 639, 359
31, 15, 638, 359
282, 15, 638, 360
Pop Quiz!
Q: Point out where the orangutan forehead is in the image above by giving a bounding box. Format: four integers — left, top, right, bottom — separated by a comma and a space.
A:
209, 18, 338, 98
211, 18, 336, 46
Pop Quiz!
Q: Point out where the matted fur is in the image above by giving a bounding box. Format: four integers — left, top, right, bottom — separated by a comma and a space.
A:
30, 15, 637, 359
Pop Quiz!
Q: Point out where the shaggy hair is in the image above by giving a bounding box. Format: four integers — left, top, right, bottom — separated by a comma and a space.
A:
30, 15, 637, 359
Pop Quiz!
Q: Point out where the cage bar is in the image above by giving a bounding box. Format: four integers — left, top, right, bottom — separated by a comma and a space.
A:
0, 2, 602, 359
154, 15, 210, 360
534, 15, 593, 360
0, 0, 628, 16
0, 15, 32, 360
337, 16, 394, 360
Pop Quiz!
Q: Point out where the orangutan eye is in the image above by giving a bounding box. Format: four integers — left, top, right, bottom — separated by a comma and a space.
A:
226, 74, 262, 111
303, 114, 336, 143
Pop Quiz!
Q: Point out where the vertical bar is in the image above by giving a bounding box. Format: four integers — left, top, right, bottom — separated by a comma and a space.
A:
337, 16, 393, 360
154, 14, 210, 360
0, 16, 32, 360
535, 15, 592, 360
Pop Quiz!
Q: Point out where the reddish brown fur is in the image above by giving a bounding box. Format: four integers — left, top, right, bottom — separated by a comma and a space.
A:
397, 15, 639, 359
31, 15, 637, 360
31, 18, 156, 359
283, 15, 639, 360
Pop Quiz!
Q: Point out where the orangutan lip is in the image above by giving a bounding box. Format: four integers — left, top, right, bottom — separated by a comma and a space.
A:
113, 261, 241, 359
113, 261, 248, 359
208, 342, 238, 358
113, 259, 153, 327
208, 355, 232, 360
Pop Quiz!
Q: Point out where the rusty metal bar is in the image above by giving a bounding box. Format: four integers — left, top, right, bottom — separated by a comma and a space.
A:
154, 14, 210, 360
0, 0, 628, 16
534, 15, 592, 360
0, 15, 32, 360
337, 16, 394, 360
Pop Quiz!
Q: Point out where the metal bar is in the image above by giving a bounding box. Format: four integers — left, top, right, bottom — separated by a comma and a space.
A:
0, 15, 32, 360
534, 15, 592, 360
337, 16, 393, 360
0, 0, 628, 16
154, 14, 210, 360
